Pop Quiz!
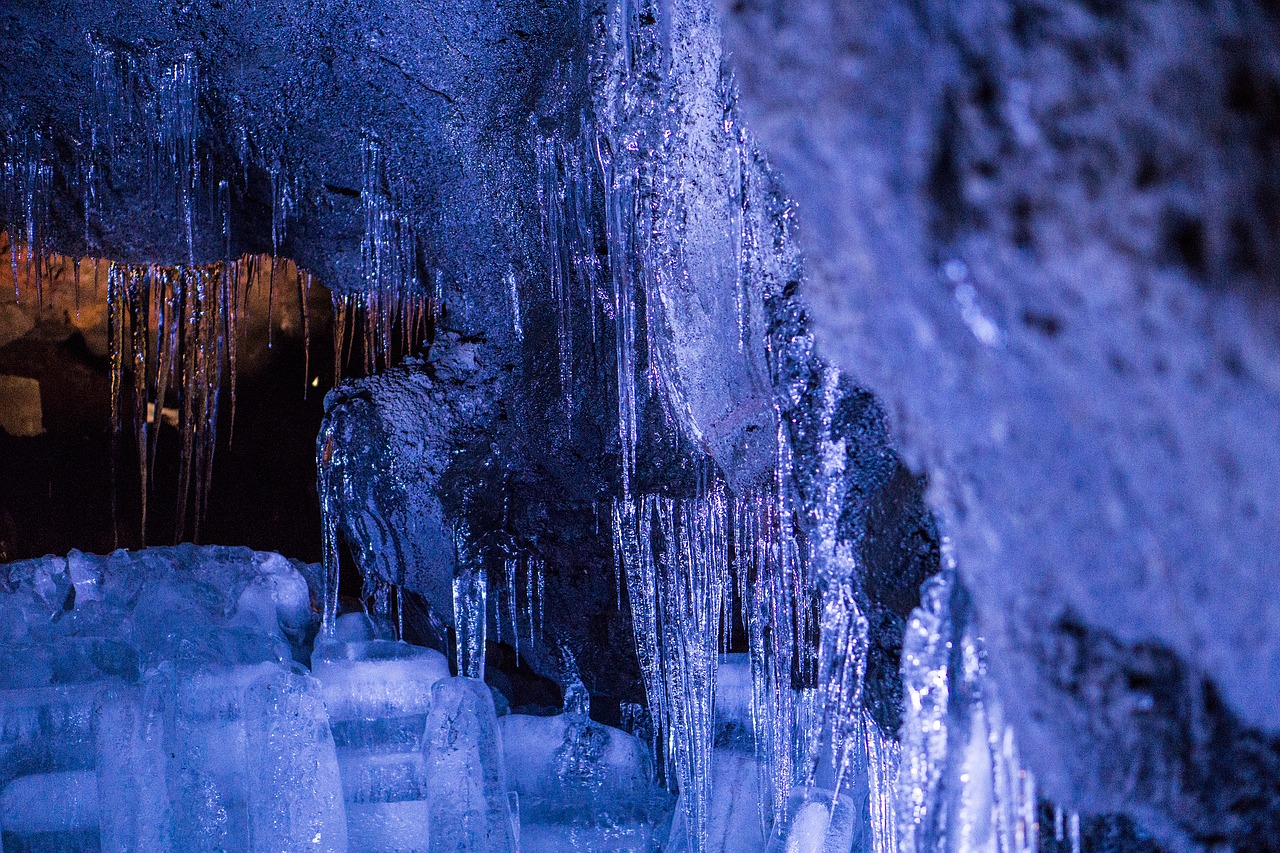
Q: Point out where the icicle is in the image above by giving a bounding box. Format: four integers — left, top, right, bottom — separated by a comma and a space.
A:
2, 130, 53, 305
317, 419, 342, 635
815, 573, 869, 796
1054, 807, 1065, 842
115, 266, 150, 543
149, 269, 178, 514
560, 646, 590, 717
452, 525, 488, 679
895, 554, 1039, 853
535, 131, 575, 407
267, 256, 277, 349
106, 264, 126, 545
225, 258, 240, 440
535, 555, 545, 648
593, 135, 639, 500
505, 555, 520, 661
864, 711, 901, 853
614, 485, 731, 853
1070, 812, 1081, 853
394, 583, 404, 641
333, 292, 349, 385
896, 570, 953, 853
356, 133, 422, 374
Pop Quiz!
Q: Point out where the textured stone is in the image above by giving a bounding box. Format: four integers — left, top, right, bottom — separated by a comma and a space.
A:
719, 0, 1280, 847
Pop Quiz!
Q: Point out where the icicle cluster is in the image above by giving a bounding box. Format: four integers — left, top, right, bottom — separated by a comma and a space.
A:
864, 709, 903, 853
732, 481, 818, 829
331, 287, 432, 383
895, 559, 1039, 853
329, 135, 433, 380
101, 259, 295, 543
452, 523, 490, 680
88, 37, 200, 264
1, 130, 53, 304
613, 485, 731, 853
589, 1, 875, 846
533, 127, 609, 422
496, 552, 545, 663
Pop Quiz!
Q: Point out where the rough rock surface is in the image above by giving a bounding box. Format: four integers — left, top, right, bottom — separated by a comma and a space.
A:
719, 0, 1280, 847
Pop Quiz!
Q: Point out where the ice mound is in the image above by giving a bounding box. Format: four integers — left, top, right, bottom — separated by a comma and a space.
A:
500, 711, 674, 852
0, 546, 344, 852
0, 549, 683, 853
0, 544, 320, 689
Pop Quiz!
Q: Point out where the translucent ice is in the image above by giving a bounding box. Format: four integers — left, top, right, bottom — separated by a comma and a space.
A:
894, 563, 1038, 853
312, 627, 450, 852
763, 787, 857, 853
0, 685, 102, 852
1, 547, 338, 852
420, 677, 517, 853
666, 654, 766, 853
0, 769, 99, 834
499, 712, 672, 851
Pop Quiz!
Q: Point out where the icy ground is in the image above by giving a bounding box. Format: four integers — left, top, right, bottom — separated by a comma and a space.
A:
0, 545, 858, 853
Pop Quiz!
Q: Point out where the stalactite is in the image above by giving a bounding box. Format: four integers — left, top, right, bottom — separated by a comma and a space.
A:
452, 523, 489, 680
318, 419, 343, 635
895, 554, 1039, 853
88, 38, 199, 264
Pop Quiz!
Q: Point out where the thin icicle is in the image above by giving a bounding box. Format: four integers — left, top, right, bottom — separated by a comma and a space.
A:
505, 555, 520, 660
317, 419, 343, 635
864, 711, 901, 853
2, 129, 53, 306
507, 266, 523, 344
452, 524, 488, 679
896, 568, 953, 853
595, 135, 638, 501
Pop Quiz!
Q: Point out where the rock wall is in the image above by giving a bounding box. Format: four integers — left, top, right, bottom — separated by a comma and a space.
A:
720, 0, 1280, 847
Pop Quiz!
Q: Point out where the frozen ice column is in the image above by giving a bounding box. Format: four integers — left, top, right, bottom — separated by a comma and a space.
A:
94, 664, 349, 853
421, 677, 517, 853
667, 654, 768, 853
312, 613, 451, 853
0, 684, 106, 853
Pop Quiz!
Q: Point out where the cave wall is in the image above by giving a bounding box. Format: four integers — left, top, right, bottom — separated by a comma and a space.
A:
719, 0, 1280, 847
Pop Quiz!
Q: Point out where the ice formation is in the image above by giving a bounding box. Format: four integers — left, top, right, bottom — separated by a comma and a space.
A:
895, 557, 1039, 853
1, 39, 436, 545
0, 5, 1110, 853
0, 548, 675, 853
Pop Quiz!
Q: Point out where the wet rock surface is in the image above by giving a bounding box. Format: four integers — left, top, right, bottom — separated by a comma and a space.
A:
720, 0, 1280, 847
